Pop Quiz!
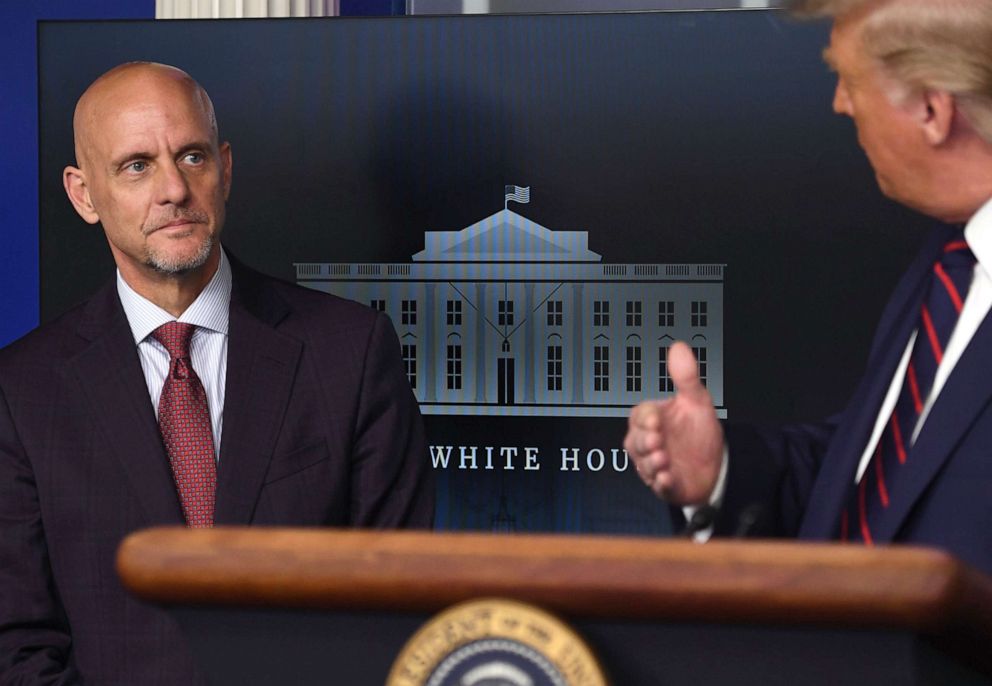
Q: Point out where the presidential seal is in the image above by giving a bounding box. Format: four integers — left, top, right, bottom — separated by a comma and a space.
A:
387, 598, 608, 686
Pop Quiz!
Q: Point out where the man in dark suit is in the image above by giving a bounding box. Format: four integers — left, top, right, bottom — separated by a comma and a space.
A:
0, 62, 433, 683
625, 0, 992, 574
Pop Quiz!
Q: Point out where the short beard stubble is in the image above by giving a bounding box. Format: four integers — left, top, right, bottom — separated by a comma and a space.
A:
144, 233, 215, 276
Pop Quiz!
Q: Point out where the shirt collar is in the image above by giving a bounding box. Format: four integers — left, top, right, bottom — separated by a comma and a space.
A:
965, 196, 992, 275
117, 250, 233, 344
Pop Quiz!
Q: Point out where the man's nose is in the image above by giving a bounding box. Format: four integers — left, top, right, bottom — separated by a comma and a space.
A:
832, 79, 852, 116
155, 162, 191, 205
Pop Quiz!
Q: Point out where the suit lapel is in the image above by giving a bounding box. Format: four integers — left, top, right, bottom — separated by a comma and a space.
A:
213, 262, 302, 525
71, 282, 185, 525
799, 229, 950, 539
872, 312, 992, 541
798, 278, 925, 538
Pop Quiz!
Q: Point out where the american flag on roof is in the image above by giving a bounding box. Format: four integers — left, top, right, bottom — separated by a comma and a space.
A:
504, 185, 530, 205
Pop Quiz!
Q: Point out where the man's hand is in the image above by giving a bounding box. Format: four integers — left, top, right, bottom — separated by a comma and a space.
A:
624, 341, 724, 505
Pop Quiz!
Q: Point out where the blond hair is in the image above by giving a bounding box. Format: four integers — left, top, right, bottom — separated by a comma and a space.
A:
789, 0, 992, 143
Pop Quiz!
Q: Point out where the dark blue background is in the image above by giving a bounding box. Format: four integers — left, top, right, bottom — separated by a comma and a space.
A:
1, 1, 154, 349
34, 11, 934, 533
0, 0, 399, 349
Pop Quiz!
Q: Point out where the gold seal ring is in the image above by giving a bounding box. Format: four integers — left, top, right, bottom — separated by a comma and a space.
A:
387, 597, 608, 686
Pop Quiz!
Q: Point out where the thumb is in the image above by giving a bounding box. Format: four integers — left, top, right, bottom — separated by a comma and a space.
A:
668, 341, 707, 402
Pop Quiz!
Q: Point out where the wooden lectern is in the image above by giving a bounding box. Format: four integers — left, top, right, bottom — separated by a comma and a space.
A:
117, 528, 992, 685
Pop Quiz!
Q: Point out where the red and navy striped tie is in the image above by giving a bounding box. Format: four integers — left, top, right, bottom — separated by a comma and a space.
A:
841, 232, 975, 544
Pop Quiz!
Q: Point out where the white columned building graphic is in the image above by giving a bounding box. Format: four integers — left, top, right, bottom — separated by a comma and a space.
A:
295, 200, 725, 418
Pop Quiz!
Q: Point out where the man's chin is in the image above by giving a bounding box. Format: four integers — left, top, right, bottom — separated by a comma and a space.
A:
144, 240, 216, 276
873, 171, 890, 196
874, 176, 933, 217
874, 176, 904, 206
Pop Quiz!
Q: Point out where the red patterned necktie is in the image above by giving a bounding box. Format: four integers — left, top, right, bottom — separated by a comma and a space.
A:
841, 232, 975, 543
152, 322, 216, 528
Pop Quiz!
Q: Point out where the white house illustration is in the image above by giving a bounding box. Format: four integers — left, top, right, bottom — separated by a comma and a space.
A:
295, 205, 725, 418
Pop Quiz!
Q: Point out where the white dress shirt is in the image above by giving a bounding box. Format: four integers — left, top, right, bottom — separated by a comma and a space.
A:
689, 197, 992, 541
853, 201, 992, 479
116, 251, 232, 461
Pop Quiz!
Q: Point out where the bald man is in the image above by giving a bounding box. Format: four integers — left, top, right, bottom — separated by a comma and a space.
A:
0, 62, 433, 683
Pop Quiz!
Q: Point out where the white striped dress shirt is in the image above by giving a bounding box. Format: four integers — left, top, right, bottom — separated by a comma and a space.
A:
116, 251, 232, 461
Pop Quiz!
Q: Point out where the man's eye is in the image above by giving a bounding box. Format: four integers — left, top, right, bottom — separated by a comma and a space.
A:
184, 153, 204, 164
126, 161, 147, 173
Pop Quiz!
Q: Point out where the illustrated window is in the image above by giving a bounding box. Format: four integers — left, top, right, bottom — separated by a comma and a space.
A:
446, 299, 462, 326
401, 343, 416, 389
402, 300, 417, 326
498, 300, 514, 327
547, 344, 563, 391
594, 345, 610, 392
446, 344, 462, 390
626, 345, 642, 392
593, 300, 610, 327
658, 301, 674, 327
691, 301, 708, 327
626, 300, 642, 327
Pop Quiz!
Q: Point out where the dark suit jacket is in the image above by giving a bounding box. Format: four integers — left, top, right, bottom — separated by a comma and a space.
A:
0, 257, 433, 684
715, 225, 992, 574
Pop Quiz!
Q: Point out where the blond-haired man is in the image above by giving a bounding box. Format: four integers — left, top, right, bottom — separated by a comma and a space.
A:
626, 0, 992, 572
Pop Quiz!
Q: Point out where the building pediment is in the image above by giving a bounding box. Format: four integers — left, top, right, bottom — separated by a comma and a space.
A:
413, 209, 601, 262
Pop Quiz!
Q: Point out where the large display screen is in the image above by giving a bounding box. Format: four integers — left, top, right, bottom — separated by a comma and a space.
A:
38, 11, 933, 533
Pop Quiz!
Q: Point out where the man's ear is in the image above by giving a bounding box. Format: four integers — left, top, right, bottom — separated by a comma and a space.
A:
63, 165, 101, 225
219, 141, 233, 201
920, 90, 955, 146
